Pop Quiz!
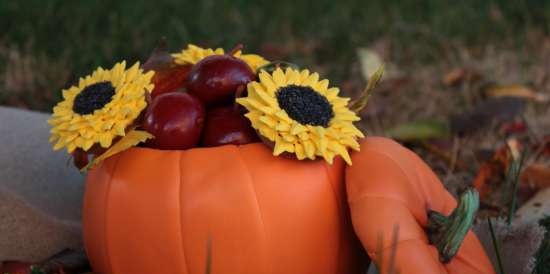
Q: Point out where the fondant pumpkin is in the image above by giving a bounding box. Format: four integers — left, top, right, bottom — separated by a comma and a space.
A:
83, 143, 365, 274
346, 137, 495, 274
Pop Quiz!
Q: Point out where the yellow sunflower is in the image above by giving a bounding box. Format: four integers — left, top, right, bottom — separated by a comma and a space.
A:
172, 44, 224, 65
172, 44, 269, 72
236, 67, 364, 165
48, 61, 154, 154
233, 50, 270, 72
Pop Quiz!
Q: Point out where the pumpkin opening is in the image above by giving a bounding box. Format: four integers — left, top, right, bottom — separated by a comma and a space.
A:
426, 188, 480, 263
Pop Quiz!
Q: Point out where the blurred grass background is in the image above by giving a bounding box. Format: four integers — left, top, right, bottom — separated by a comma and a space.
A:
0, 0, 549, 111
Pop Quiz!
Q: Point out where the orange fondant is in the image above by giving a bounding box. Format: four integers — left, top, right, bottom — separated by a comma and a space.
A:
346, 137, 495, 274
83, 143, 364, 274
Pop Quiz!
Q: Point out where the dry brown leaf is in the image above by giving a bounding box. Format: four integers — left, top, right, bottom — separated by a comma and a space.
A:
473, 141, 511, 199
442, 68, 481, 87
485, 84, 549, 102
521, 163, 550, 190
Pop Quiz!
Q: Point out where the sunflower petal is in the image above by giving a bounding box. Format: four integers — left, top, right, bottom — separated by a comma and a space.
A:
84, 130, 153, 171
272, 68, 286, 86
294, 143, 306, 160
273, 138, 294, 156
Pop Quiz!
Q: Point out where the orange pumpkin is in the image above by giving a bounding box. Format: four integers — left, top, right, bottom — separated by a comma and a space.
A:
346, 137, 495, 274
83, 143, 365, 274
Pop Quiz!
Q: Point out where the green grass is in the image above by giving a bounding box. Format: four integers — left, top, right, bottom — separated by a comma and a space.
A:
533, 216, 550, 274
1, 0, 550, 111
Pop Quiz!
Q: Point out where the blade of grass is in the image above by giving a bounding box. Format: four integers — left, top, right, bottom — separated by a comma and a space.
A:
374, 225, 400, 274
387, 224, 400, 274
488, 218, 506, 274
532, 216, 550, 274
506, 148, 527, 225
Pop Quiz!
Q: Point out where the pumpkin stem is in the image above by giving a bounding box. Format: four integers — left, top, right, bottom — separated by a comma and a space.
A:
349, 65, 384, 114
427, 188, 479, 263
228, 43, 244, 56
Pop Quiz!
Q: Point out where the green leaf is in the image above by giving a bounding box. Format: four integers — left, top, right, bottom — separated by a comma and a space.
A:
387, 120, 450, 141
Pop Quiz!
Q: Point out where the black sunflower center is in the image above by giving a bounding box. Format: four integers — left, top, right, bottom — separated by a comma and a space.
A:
276, 85, 334, 127
72, 81, 116, 115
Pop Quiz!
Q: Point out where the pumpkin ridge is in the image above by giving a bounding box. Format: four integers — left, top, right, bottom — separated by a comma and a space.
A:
103, 154, 122, 274
349, 193, 426, 227
409, 150, 455, 214
235, 146, 272, 274
349, 194, 421, 216
178, 151, 192, 274
359, 139, 428, 205
350, 196, 428, 249
445, 237, 489, 274
376, 238, 431, 254
322, 163, 344, 274
375, 238, 445, 273
354, 146, 428, 220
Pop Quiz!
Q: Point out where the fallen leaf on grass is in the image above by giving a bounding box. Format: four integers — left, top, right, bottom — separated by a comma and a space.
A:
442, 68, 481, 87
473, 140, 514, 199
387, 120, 450, 141
484, 83, 549, 102
474, 137, 550, 213
521, 163, 550, 190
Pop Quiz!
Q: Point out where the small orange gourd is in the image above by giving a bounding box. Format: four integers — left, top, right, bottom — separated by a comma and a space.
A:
346, 137, 495, 274
83, 143, 365, 274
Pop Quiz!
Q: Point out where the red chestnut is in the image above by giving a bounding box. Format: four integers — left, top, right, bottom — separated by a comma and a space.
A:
186, 54, 255, 105
143, 92, 205, 150
201, 106, 259, 147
